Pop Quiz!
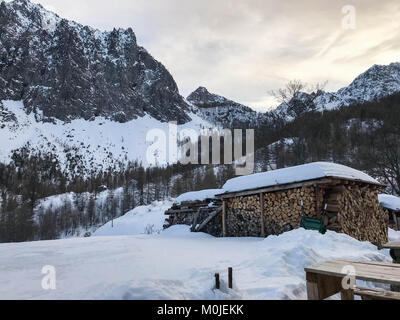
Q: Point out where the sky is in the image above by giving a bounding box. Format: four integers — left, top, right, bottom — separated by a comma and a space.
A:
29, 0, 400, 111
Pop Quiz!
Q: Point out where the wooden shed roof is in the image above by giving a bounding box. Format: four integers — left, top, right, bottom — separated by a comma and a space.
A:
217, 162, 385, 199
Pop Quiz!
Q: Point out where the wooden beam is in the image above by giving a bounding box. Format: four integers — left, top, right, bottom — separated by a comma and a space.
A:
191, 208, 200, 232
215, 273, 220, 290
216, 178, 335, 199
216, 177, 386, 200
341, 288, 355, 300
196, 207, 222, 232
222, 200, 226, 237
315, 184, 321, 218
354, 286, 400, 300
228, 267, 233, 289
260, 192, 265, 237
306, 272, 343, 300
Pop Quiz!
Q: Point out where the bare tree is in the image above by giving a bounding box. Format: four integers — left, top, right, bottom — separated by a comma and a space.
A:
269, 79, 328, 106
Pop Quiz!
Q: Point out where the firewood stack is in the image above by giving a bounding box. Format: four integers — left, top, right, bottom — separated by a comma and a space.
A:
226, 186, 321, 237
164, 198, 222, 236
225, 183, 388, 244
336, 185, 388, 244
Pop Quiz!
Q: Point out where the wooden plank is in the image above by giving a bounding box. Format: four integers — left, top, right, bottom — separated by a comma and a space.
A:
305, 259, 400, 286
216, 176, 385, 199
306, 272, 342, 300
228, 267, 233, 289
222, 200, 226, 237
382, 242, 400, 249
260, 192, 265, 237
196, 207, 222, 232
341, 288, 354, 300
354, 286, 400, 300
191, 208, 201, 232
307, 261, 400, 278
315, 184, 320, 218
216, 178, 335, 199
165, 208, 195, 214
306, 272, 320, 300
215, 273, 220, 290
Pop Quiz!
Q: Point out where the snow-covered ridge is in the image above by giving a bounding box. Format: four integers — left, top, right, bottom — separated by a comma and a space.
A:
222, 161, 381, 194
187, 87, 269, 128
0, 100, 214, 175
273, 62, 400, 121
0, 0, 191, 124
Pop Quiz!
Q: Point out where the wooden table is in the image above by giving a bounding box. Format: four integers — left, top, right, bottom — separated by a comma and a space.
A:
304, 259, 400, 300
382, 242, 400, 263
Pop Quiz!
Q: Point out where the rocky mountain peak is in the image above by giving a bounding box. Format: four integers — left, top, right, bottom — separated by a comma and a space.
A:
187, 86, 249, 110
272, 61, 400, 121
0, 0, 190, 124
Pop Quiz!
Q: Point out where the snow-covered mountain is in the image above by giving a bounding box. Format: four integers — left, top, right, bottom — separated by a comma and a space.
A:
0, 100, 212, 175
187, 86, 269, 128
1, 0, 400, 177
0, 0, 190, 124
273, 62, 400, 121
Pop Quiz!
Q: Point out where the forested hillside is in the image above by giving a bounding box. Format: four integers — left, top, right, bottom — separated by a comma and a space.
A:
255, 93, 400, 194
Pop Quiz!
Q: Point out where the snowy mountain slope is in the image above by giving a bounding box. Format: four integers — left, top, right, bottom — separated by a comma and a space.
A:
34, 187, 125, 237
0, 0, 190, 123
273, 62, 400, 121
0, 225, 393, 299
0, 100, 214, 175
93, 200, 173, 236
187, 87, 269, 128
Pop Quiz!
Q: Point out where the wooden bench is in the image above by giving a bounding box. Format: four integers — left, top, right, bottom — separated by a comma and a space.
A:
354, 286, 400, 300
305, 259, 400, 300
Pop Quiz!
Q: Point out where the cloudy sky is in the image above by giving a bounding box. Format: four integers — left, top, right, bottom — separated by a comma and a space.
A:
32, 0, 400, 111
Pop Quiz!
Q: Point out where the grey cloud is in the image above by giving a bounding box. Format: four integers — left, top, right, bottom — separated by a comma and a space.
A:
32, 0, 400, 111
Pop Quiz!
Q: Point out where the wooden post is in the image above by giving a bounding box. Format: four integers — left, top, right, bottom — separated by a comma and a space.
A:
215, 273, 220, 289
228, 267, 233, 289
340, 288, 355, 300
394, 213, 399, 231
260, 192, 265, 237
315, 185, 320, 218
222, 200, 226, 237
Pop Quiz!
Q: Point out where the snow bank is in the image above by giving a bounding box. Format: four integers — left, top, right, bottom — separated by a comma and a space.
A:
379, 194, 400, 211
222, 162, 380, 193
92, 200, 173, 236
389, 228, 400, 242
175, 189, 223, 204
0, 227, 391, 300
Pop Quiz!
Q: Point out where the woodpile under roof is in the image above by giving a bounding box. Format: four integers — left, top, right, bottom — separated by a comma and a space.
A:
164, 162, 389, 245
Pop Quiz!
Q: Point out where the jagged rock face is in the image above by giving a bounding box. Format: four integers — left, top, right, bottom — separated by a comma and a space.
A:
187, 86, 269, 128
0, 0, 190, 123
273, 62, 400, 121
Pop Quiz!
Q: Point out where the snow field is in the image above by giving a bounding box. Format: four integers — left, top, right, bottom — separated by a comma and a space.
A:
0, 198, 397, 300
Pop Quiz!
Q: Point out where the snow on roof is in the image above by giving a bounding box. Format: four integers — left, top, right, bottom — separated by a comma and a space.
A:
175, 189, 223, 204
222, 162, 381, 194
378, 194, 400, 211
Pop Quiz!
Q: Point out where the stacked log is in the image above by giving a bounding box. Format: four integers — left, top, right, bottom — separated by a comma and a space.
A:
226, 186, 323, 237
336, 185, 388, 245
163, 198, 222, 236
225, 182, 388, 244
264, 186, 321, 230
226, 194, 262, 236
